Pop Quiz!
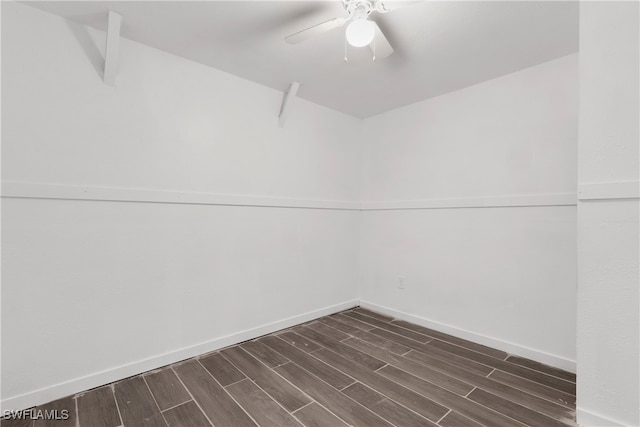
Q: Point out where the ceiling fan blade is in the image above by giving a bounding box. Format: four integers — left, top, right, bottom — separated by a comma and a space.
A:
369, 21, 393, 59
285, 17, 344, 44
376, 0, 424, 13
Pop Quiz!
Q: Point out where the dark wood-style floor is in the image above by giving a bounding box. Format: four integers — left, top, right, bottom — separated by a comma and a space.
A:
2, 307, 577, 427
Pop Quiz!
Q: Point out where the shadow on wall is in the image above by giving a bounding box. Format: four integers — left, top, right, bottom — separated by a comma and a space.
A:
65, 15, 104, 81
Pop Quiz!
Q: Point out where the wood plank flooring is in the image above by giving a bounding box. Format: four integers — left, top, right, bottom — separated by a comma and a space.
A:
1, 308, 576, 427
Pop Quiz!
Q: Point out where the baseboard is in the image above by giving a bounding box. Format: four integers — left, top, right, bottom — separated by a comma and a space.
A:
359, 300, 576, 373
1, 299, 359, 412
577, 407, 627, 426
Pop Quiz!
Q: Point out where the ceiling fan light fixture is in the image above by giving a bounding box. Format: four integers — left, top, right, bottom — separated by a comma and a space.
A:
345, 18, 375, 47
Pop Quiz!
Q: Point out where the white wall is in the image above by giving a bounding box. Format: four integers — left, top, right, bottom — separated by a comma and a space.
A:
1, 1, 588, 414
577, 2, 639, 426
1, 2, 361, 411
359, 54, 579, 370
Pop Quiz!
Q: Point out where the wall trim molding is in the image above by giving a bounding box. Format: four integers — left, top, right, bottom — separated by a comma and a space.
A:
576, 407, 625, 427
359, 300, 577, 373
578, 181, 640, 201
359, 192, 577, 210
0, 181, 361, 210
2, 182, 577, 210
0, 299, 359, 412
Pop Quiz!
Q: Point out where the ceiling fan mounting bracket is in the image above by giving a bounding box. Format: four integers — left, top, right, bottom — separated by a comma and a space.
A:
342, 0, 393, 16
342, 0, 375, 19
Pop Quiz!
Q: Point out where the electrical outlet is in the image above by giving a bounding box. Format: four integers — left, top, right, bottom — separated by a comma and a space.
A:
397, 276, 405, 290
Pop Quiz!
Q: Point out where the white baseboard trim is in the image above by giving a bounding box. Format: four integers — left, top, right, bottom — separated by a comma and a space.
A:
577, 407, 627, 426
0, 299, 359, 412
359, 300, 576, 373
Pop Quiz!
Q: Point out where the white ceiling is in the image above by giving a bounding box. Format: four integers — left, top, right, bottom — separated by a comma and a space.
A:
24, 1, 579, 118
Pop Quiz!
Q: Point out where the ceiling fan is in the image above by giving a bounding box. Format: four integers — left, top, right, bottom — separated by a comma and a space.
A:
284, 0, 419, 60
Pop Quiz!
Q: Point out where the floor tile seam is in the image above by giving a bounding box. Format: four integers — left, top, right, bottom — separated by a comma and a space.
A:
388, 319, 512, 361
142, 372, 171, 426
464, 388, 576, 427
423, 341, 576, 389
502, 358, 577, 384
158, 399, 195, 414
109, 383, 124, 427
464, 386, 578, 426
345, 313, 431, 345
268, 337, 427, 426
435, 408, 452, 425
486, 369, 577, 402
340, 336, 476, 396
376, 361, 547, 427
194, 357, 263, 426
394, 339, 577, 403
73, 392, 79, 427
300, 331, 450, 423
399, 347, 577, 416
218, 347, 317, 412
169, 364, 215, 427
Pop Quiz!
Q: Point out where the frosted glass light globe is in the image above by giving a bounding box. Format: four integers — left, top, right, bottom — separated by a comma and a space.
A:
345, 18, 375, 47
